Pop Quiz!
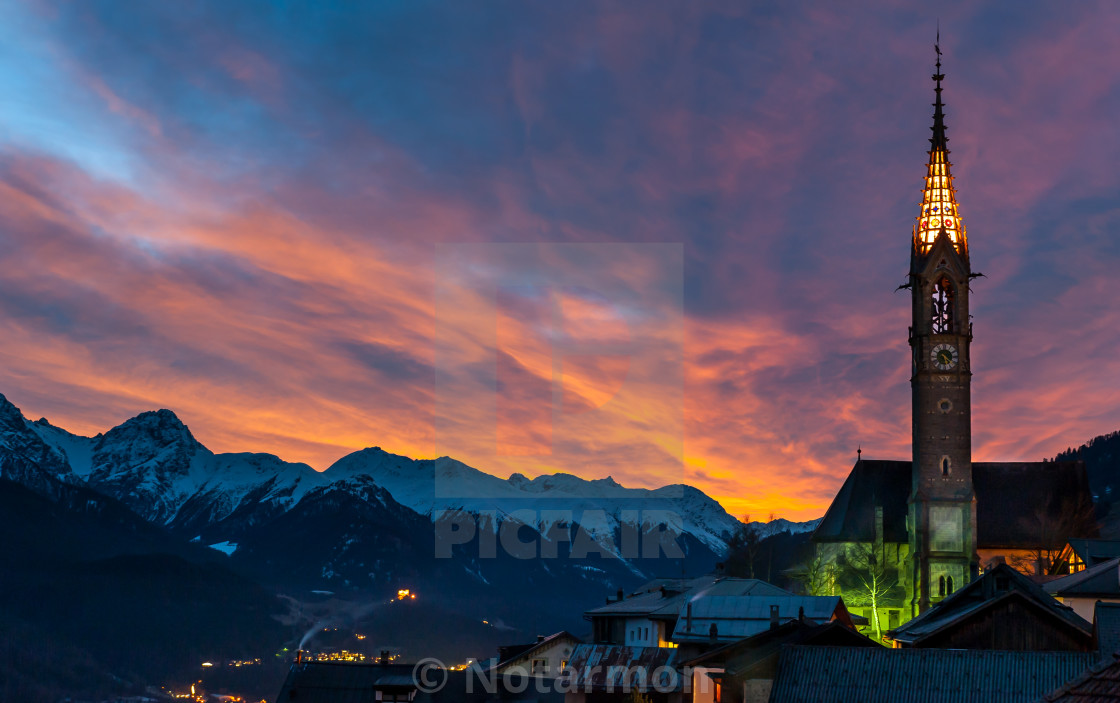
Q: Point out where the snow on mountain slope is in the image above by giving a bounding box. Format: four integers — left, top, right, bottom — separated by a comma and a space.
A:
29, 419, 97, 479
4, 392, 819, 560
4, 395, 325, 530
324, 447, 742, 553
83, 412, 326, 527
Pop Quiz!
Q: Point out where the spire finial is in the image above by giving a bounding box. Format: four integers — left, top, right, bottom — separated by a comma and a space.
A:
857, 445, 862, 461
914, 30, 966, 257
931, 27, 946, 152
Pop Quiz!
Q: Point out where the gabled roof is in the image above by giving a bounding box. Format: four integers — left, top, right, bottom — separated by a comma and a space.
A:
492, 631, 582, 671
276, 662, 421, 703
1070, 540, 1120, 567
672, 595, 851, 643
684, 620, 877, 677
813, 460, 910, 543
1097, 603, 1120, 657
813, 459, 1095, 549
768, 646, 1100, 703
1047, 558, 1120, 599
585, 576, 791, 619
1040, 654, 1120, 702
563, 645, 680, 692
891, 564, 1091, 646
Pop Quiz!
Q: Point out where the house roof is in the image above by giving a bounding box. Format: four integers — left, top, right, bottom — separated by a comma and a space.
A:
813, 459, 1094, 548
891, 564, 1092, 646
1047, 558, 1120, 599
585, 576, 791, 619
563, 644, 681, 692
1097, 603, 1120, 658
275, 662, 421, 703
767, 646, 1100, 703
1039, 654, 1120, 702
684, 620, 877, 676
671, 595, 850, 642
1068, 540, 1120, 567
492, 631, 581, 671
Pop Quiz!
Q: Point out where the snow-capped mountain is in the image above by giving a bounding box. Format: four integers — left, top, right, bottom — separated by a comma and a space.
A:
325, 447, 743, 553
3, 397, 326, 535
1, 391, 820, 595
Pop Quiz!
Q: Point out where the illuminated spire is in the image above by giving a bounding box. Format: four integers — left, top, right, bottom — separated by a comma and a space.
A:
915, 36, 966, 257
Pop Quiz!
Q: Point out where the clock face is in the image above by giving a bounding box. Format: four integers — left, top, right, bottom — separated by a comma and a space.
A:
931, 343, 959, 371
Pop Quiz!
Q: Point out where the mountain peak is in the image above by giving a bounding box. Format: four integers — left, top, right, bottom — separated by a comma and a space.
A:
109, 409, 195, 442
0, 393, 25, 426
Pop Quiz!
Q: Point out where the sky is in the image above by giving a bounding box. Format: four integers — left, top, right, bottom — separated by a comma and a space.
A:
1, 1, 1119, 521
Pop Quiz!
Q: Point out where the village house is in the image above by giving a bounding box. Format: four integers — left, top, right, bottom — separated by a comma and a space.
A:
1046, 557, 1120, 621
490, 631, 582, 679
889, 563, 1094, 651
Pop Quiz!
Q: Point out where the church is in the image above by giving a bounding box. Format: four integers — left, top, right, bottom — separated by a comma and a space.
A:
811, 53, 1096, 631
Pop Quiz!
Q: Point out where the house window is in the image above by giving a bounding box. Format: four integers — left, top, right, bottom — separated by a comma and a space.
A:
888, 610, 900, 629
531, 659, 548, 676
938, 576, 945, 597
946, 576, 954, 594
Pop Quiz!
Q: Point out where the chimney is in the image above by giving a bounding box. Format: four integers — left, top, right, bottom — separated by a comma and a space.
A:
798, 606, 805, 623
379, 650, 390, 666
715, 562, 726, 576
537, 635, 545, 643
769, 604, 780, 630
296, 649, 303, 665
686, 603, 693, 632
709, 623, 718, 643
617, 588, 624, 602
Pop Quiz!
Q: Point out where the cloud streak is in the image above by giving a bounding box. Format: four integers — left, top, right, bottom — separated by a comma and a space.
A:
0, 1, 1118, 519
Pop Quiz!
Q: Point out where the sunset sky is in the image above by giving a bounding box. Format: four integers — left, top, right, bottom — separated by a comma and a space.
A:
1, 1, 1119, 521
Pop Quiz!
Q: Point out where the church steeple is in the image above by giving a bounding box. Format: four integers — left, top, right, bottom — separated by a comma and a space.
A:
914, 43, 967, 258
906, 39, 978, 617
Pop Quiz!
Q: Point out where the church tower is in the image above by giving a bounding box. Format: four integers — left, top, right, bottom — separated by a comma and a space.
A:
907, 49, 979, 615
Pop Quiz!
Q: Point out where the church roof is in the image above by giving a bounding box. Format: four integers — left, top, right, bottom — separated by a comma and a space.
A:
812, 460, 911, 544
812, 459, 1094, 549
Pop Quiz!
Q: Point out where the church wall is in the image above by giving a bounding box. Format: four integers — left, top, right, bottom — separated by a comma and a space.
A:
818, 541, 914, 634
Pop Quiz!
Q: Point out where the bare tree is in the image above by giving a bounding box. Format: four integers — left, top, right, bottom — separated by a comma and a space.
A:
725, 515, 762, 579
1011, 494, 1098, 575
787, 547, 838, 596
839, 542, 899, 641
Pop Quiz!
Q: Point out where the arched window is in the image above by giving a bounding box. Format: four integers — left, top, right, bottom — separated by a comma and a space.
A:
942, 457, 951, 476
932, 276, 955, 334
939, 576, 946, 597
947, 576, 954, 594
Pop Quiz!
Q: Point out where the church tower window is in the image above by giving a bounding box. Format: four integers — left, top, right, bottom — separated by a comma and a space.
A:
932, 276, 955, 334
